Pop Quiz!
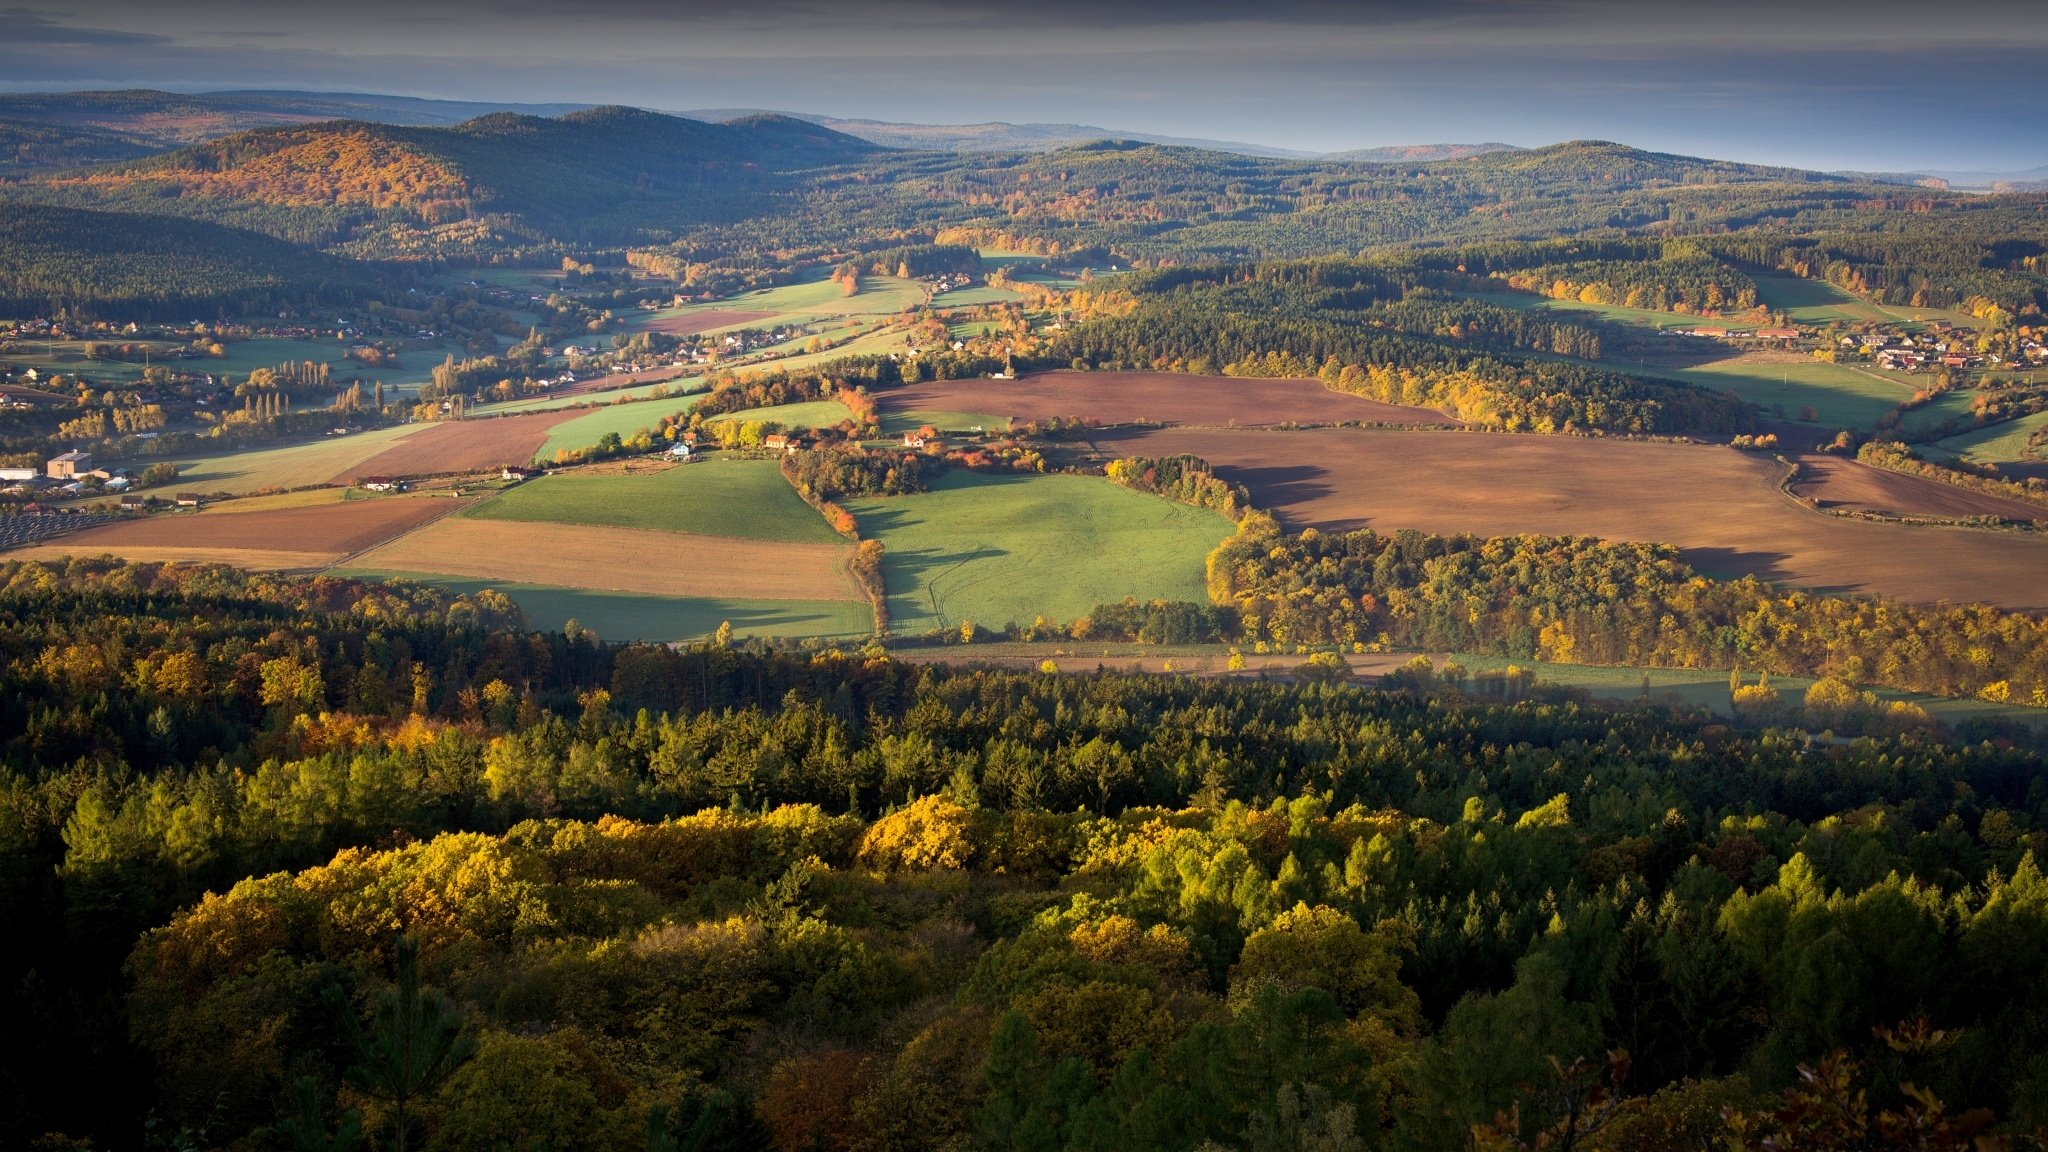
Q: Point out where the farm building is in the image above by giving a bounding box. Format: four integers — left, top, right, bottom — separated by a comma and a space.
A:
358, 476, 405, 493
1753, 328, 1801, 341
174, 494, 203, 508
46, 450, 92, 479
502, 465, 543, 481
667, 442, 694, 459
0, 467, 35, 482
902, 432, 928, 449
763, 434, 804, 454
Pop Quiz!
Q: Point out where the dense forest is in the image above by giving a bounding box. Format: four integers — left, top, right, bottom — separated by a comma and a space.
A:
4, 559, 2048, 1151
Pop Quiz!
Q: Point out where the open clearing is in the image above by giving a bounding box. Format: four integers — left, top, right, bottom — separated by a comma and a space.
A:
336, 571, 871, 642
1930, 411, 2048, 469
703, 398, 854, 431
1788, 454, 2048, 522
845, 471, 1234, 634
7, 493, 466, 569
1644, 354, 1909, 430
1097, 426, 2048, 612
534, 393, 708, 461
345, 518, 860, 602
467, 460, 841, 543
1752, 275, 1978, 329
632, 272, 926, 332
1472, 291, 1755, 332
337, 410, 574, 480
879, 371, 1448, 428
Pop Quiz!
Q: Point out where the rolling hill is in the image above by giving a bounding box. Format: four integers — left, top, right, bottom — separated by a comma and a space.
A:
7, 107, 880, 252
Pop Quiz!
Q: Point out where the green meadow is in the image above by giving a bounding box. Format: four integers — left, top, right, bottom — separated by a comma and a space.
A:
703, 398, 855, 432
534, 392, 708, 460
331, 570, 871, 642
1928, 410, 2048, 468
845, 471, 1233, 635
1752, 275, 1979, 329
1643, 357, 1910, 430
466, 459, 841, 543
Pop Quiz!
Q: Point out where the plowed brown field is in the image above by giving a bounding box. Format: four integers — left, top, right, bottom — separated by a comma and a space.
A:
1098, 426, 2048, 612
346, 519, 860, 601
1789, 454, 2048, 522
10, 495, 467, 570
335, 411, 573, 481
640, 309, 774, 336
880, 371, 1447, 428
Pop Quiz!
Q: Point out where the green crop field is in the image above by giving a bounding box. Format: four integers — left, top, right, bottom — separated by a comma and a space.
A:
533, 392, 708, 460
331, 570, 871, 642
878, 409, 1012, 435
466, 459, 842, 543
1928, 410, 2048, 467
703, 398, 854, 432
845, 471, 1234, 635
729, 323, 915, 376
486, 375, 704, 415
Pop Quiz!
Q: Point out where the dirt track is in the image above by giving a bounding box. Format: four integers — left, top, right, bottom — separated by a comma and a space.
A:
1100, 426, 2048, 612
880, 370, 1449, 428
334, 411, 574, 481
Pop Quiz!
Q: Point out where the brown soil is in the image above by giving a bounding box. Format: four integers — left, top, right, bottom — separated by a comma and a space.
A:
551, 366, 693, 399
879, 370, 1449, 428
1098, 426, 2048, 613
1789, 454, 2048, 522
639, 310, 776, 336
347, 519, 860, 601
336, 411, 573, 481
41, 495, 467, 559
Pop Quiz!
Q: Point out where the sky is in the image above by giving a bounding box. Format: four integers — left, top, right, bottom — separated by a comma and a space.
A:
2, 0, 2045, 172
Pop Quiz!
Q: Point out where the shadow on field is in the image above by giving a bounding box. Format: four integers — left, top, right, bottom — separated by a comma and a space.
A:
1678, 545, 1801, 586
1208, 462, 1340, 520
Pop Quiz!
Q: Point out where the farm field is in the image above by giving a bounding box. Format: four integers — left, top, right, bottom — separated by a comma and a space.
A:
702, 398, 855, 431
533, 393, 708, 460
1788, 453, 2048, 521
845, 471, 1234, 635
6, 492, 466, 569
338, 410, 574, 481
334, 571, 872, 642
344, 518, 861, 602
488, 376, 705, 414
0, 336, 451, 394
1647, 354, 1909, 429
161, 424, 420, 494
1752, 275, 1979, 328
630, 271, 926, 333
879, 370, 1449, 428
726, 323, 915, 377
1097, 425, 2048, 612
1471, 291, 1754, 331
933, 284, 1027, 307
467, 460, 843, 543
1929, 410, 2048, 468
878, 408, 1012, 435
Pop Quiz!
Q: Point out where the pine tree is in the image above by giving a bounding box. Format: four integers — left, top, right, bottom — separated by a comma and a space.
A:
328, 935, 475, 1152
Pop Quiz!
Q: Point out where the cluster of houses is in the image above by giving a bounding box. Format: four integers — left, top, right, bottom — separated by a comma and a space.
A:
1843, 327, 1987, 372
1675, 326, 1803, 342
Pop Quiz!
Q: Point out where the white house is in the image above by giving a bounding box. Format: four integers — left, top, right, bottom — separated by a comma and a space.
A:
667, 441, 694, 459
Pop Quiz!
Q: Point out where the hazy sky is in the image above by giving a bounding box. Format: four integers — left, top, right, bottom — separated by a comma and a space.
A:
3, 0, 2045, 171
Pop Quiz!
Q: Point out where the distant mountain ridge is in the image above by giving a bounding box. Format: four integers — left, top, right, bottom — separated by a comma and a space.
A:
674, 107, 1321, 158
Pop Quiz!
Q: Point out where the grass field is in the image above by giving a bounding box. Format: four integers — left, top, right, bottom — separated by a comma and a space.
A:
332, 571, 872, 642
878, 409, 1013, 435
1928, 411, 2048, 467
487, 377, 705, 414
534, 393, 708, 460
703, 399, 855, 432
159, 424, 421, 493
1752, 276, 1979, 328
1472, 291, 1752, 332
631, 270, 926, 333
1448, 654, 2043, 727
934, 285, 1028, 307
0, 336, 450, 394
845, 471, 1234, 635
1647, 355, 1910, 429
467, 460, 841, 543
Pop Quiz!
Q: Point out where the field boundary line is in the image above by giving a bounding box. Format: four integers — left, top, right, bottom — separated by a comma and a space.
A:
321, 494, 482, 574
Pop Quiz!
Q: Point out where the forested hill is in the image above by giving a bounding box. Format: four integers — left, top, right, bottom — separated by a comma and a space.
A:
0, 202, 386, 319
5, 107, 881, 252
0, 88, 596, 149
